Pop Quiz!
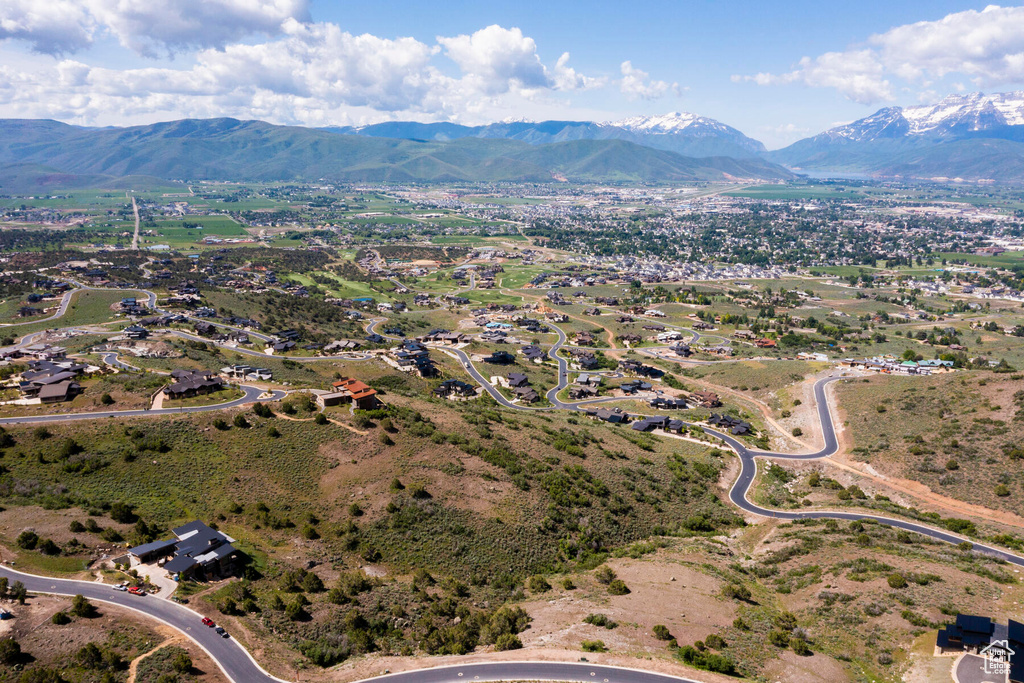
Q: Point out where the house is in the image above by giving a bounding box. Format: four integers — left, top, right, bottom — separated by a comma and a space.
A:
670, 343, 692, 358
691, 390, 721, 408
38, 380, 80, 403
323, 340, 362, 353
708, 413, 752, 435
650, 397, 688, 410
754, 338, 777, 348
507, 373, 529, 388
482, 350, 516, 364
619, 359, 659, 377
576, 373, 602, 387
619, 379, 653, 394
318, 377, 379, 410
128, 520, 241, 580
937, 614, 1001, 654
164, 369, 224, 399
572, 331, 595, 346
586, 406, 627, 423
569, 385, 599, 400
123, 325, 149, 340
390, 340, 438, 377
194, 321, 215, 336
513, 386, 540, 403
434, 379, 478, 399
632, 415, 669, 432
521, 345, 547, 363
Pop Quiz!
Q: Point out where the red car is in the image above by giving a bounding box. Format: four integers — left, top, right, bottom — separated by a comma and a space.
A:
201, 617, 215, 627
128, 586, 145, 596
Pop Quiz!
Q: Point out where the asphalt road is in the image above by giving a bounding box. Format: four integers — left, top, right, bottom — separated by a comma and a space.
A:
0, 385, 284, 425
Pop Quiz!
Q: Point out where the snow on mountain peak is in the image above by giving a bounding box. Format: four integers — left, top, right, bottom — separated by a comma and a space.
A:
902, 91, 1024, 132
611, 111, 722, 134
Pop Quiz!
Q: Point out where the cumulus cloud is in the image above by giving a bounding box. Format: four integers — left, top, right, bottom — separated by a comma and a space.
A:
0, 0, 309, 56
0, 20, 608, 126
733, 5, 1024, 104
0, 0, 96, 54
619, 60, 678, 100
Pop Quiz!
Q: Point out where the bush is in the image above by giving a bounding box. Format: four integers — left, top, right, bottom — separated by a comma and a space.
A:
50, 611, 70, 625
68, 521, 85, 533
768, 630, 790, 647
791, 637, 811, 656
38, 539, 60, 555
721, 584, 751, 601
285, 600, 307, 621
100, 393, 114, 405
172, 651, 193, 673
69, 595, 94, 617
704, 633, 726, 649
314, 413, 329, 425
15, 531, 38, 550
109, 502, 135, 523
791, 427, 803, 437
494, 634, 523, 651
0, 637, 21, 665
213, 418, 229, 430
584, 613, 618, 629
887, 573, 908, 589
594, 565, 616, 585
233, 414, 250, 429
528, 575, 551, 593
653, 624, 673, 641
581, 640, 608, 653
268, 426, 281, 438
996, 484, 1011, 497
562, 578, 576, 590
607, 579, 630, 595
218, 598, 237, 615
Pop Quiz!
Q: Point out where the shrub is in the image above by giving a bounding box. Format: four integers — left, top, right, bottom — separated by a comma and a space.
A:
887, 573, 908, 589
379, 432, 394, 446
109, 502, 135, 523
653, 624, 673, 641
301, 524, 320, 540
996, 484, 1011, 497
607, 579, 630, 595
172, 651, 193, 673
768, 630, 790, 647
15, 531, 38, 550
348, 503, 363, 517
68, 521, 85, 533
314, 413, 329, 425
218, 598, 237, 615
721, 584, 751, 601
69, 595, 94, 617
233, 414, 250, 429
100, 393, 114, 405
268, 426, 281, 438
528, 575, 551, 592
33, 426, 51, 440
704, 633, 726, 649
791, 637, 811, 656
0, 637, 21, 665
946, 459, 959, 471
494, 634, 523, 651
213, 419, 229, 430
791, 427, 803, 437
38, 539, 60, 555
581, 640, 607, 653
584, 613, 618, 629
50, 611, 70, 625
594, 565, 616, 585
562, 578, 576, 590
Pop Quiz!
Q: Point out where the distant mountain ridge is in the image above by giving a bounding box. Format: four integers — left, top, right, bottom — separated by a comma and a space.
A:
323, 111, 767, 159
0, 118, 793, 191
769, 91, 1024, 181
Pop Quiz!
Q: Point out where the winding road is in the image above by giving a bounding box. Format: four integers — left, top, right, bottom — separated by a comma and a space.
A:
3, 280, 1024, 682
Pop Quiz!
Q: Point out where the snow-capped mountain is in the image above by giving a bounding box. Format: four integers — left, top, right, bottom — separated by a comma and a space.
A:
816, 92, 1024, 144
611, 111, 725, 135
322, 112, 766, 159
768, 91, 1024, 181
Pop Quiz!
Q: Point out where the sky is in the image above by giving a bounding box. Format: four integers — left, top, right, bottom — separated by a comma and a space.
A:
2, 1, 1024, 148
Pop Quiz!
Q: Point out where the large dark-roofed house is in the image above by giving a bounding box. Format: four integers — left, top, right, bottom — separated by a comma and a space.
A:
164, 369, 224, 400
128, 520, 241, 580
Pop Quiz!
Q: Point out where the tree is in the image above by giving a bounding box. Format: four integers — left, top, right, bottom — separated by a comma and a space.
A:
0, 637, 21, 665
494, 634, 523, 651
527, 575, 551, 593
10, 581, 26, 604
594, 565, 616, 585
285, 600, 306, 621
172, 651, 193, 673
653, 624, 673, 641
109, 502, 135, 523
100, 393, 114, 405
51, 611, 71, 625
16, 530, 38, 550
70, 594, 95, 617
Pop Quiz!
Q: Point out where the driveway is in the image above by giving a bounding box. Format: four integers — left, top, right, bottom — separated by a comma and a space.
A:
954, 653, 1007, 683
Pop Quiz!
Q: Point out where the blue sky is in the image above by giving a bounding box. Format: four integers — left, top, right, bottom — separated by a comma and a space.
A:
1, 1, 1021, 148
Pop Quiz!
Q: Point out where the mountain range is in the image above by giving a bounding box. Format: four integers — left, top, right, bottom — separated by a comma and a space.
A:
767, 92, 1024, 181
324, 112, 766, 160
4, 91, 1024, 189
0, 118, 793, 192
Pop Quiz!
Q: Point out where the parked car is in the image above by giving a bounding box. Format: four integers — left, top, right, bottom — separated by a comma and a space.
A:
128, 586, 146, 596
215, 626, 229, 638
202, 617, 215, 627
113, 583, 128, 592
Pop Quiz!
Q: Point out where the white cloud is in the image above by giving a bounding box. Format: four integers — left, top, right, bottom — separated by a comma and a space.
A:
0, 0, 310, 56
0, 0, 96, 54
733, 5, 1024, 104
0, 21, 608, 126
619, 60, 678, 100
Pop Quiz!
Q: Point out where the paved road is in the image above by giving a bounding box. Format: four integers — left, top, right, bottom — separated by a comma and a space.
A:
0, 286, 79, 327
0, 385, 284, 425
